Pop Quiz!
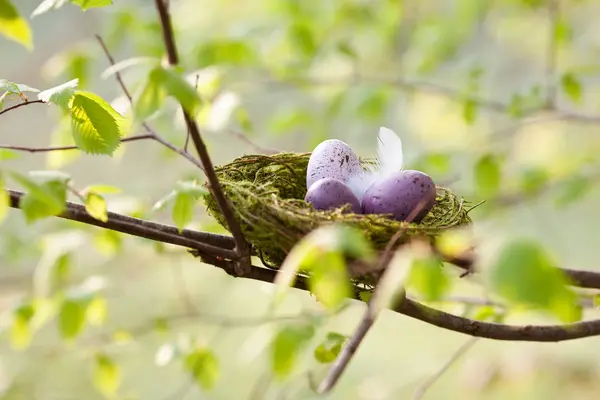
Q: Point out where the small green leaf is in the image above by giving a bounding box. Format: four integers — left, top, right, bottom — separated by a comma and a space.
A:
0, 172, 8, 224
487, 239, 580, 323
10, 303, 35, 350
133, 67, 167, 123
93, 229, 122, 256
83, 184, 121, 195
358, 291, 372, 303
184, 348, 219, 390
87, 296, 107, 326
93, 353, 120, 397
594, 295, 600, 309
172, 191, 194, 231
197, 40, 257, 66
271, 323, 315, 379
314, 332, 347, 364
234, 107, 253, 133
31, 0, 68, 18
175, 180, 208, 198
0, 0, 33, 50
462, 99, 477, 125
554, 18, 573, 45
288, 22, 317, 58
11, 172, 68, 223
157, 66, 202, 115
474, 153, 501, 198
336, 41, 357, 59
519, 167, 549, 196
275, 225, 373, 307
58, 297, 88, 340
70, 0, 113, 11
70, 91, 125, 155
0, 148, 19, 160
407, 256, 450, 302
85, 192, 108, 222
561, 72, 582, 104
38, 79, 79, 110
554, 175, 592, 208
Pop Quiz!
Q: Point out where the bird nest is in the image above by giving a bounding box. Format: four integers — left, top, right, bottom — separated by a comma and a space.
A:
202, 152, 472, 268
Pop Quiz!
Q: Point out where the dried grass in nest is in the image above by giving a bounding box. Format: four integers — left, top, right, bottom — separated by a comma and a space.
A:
202, 152, 472, 270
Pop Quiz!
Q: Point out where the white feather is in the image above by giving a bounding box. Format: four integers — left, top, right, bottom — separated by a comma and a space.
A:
347, 127, 404, 204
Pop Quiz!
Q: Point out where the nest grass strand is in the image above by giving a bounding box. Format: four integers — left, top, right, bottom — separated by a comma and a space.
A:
202, 152, 472, 267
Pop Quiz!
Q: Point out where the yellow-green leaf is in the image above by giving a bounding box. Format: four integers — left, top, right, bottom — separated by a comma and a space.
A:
70, 91, 124, 155
157, 66, 202, 115
172, 191, 194, 231
0, 172, 8, 224
474, 153, 501, 198
85, 192, 108, 222
86, 296, 107, 326
93, 353, 120, 397
31, 0, 68, 18
407, 256, 451, 302
58, 298, 87, 340
487, 239, 580, 323
184, 348, 219, 390
70, 0, 113, 11
133, 67, 167, 124
561, 72, 582, 104
314, 332, 347, 364
38, 79, 79, 110
0, 0, 33, 50
271, 323, 315, 379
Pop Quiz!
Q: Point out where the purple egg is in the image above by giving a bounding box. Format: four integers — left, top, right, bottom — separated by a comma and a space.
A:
305, 178, 362, 214
362, 170, 436, 223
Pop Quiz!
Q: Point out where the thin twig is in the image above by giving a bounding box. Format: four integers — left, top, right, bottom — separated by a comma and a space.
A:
0, 134, 153, 153
316, 201, 428, 394
153, 0, 251, 275
0, 99, 45, 117
412, 337, 480, 400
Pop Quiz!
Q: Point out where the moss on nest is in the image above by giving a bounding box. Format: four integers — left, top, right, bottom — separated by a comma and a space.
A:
202, 152, 472, 267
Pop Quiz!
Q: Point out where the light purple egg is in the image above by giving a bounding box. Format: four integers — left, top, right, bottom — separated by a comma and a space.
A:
305, 178, 362, 214
306, 139, 363, 189
362, 170, 436, 223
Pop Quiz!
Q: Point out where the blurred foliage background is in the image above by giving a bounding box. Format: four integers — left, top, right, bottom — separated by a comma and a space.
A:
2, 0, 600, 399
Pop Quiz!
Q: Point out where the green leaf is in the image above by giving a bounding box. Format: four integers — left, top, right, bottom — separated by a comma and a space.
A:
70, 0, 113, 11
407, 256, 450, 302
10, 303, 35, 350
184, 348, 219, 390
70, 91, 125, 155
31, 0, 68, 18
594, 295, 600, 309
462, 99, 477, 125
472, 306, 504, 323
133, 67, 167, 123
172, 191, 194, 232
336, 41, 357, 59
83, 184, 121, 195
0, 172, 8, 224
157, 66, 203, 115
554, 18, 573, 45
175, 180, 208, 198
87, 296, 107, 326
197, 40, 257, 66
474, 153, 501, 198
38, 79, 79, 110
561, 72, 582, 104
0, 148, 18, 160
58, 297, 88, 340
85, 192, 108, 222
11, 172, 68, 223
0, 79, 40, 98
275, 225, 373, 307
93, 353, 120, 397
519, 167, 549, 196
314, 332, 347, 364
288, 22, 317, 58
0, 0, 33, 50
487, 239, 580, 323
554, 175, 592, 208
234, 107, 253, 133
271, 323, 315, 379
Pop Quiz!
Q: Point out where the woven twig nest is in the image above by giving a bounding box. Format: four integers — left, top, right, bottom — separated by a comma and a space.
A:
202, 152, 472, 268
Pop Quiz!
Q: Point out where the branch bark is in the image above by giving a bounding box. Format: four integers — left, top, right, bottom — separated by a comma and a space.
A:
152, 0, 251, 275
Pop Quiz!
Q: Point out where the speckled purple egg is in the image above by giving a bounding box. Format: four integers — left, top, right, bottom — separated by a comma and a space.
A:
362, 170, 437, 223
305, 178, 362, 214
306, 139, 363, 189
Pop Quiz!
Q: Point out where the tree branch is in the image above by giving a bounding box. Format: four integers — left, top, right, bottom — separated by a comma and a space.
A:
0, 99, 45, 117
153, 0, 251, 275
0, 134, 153, 153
